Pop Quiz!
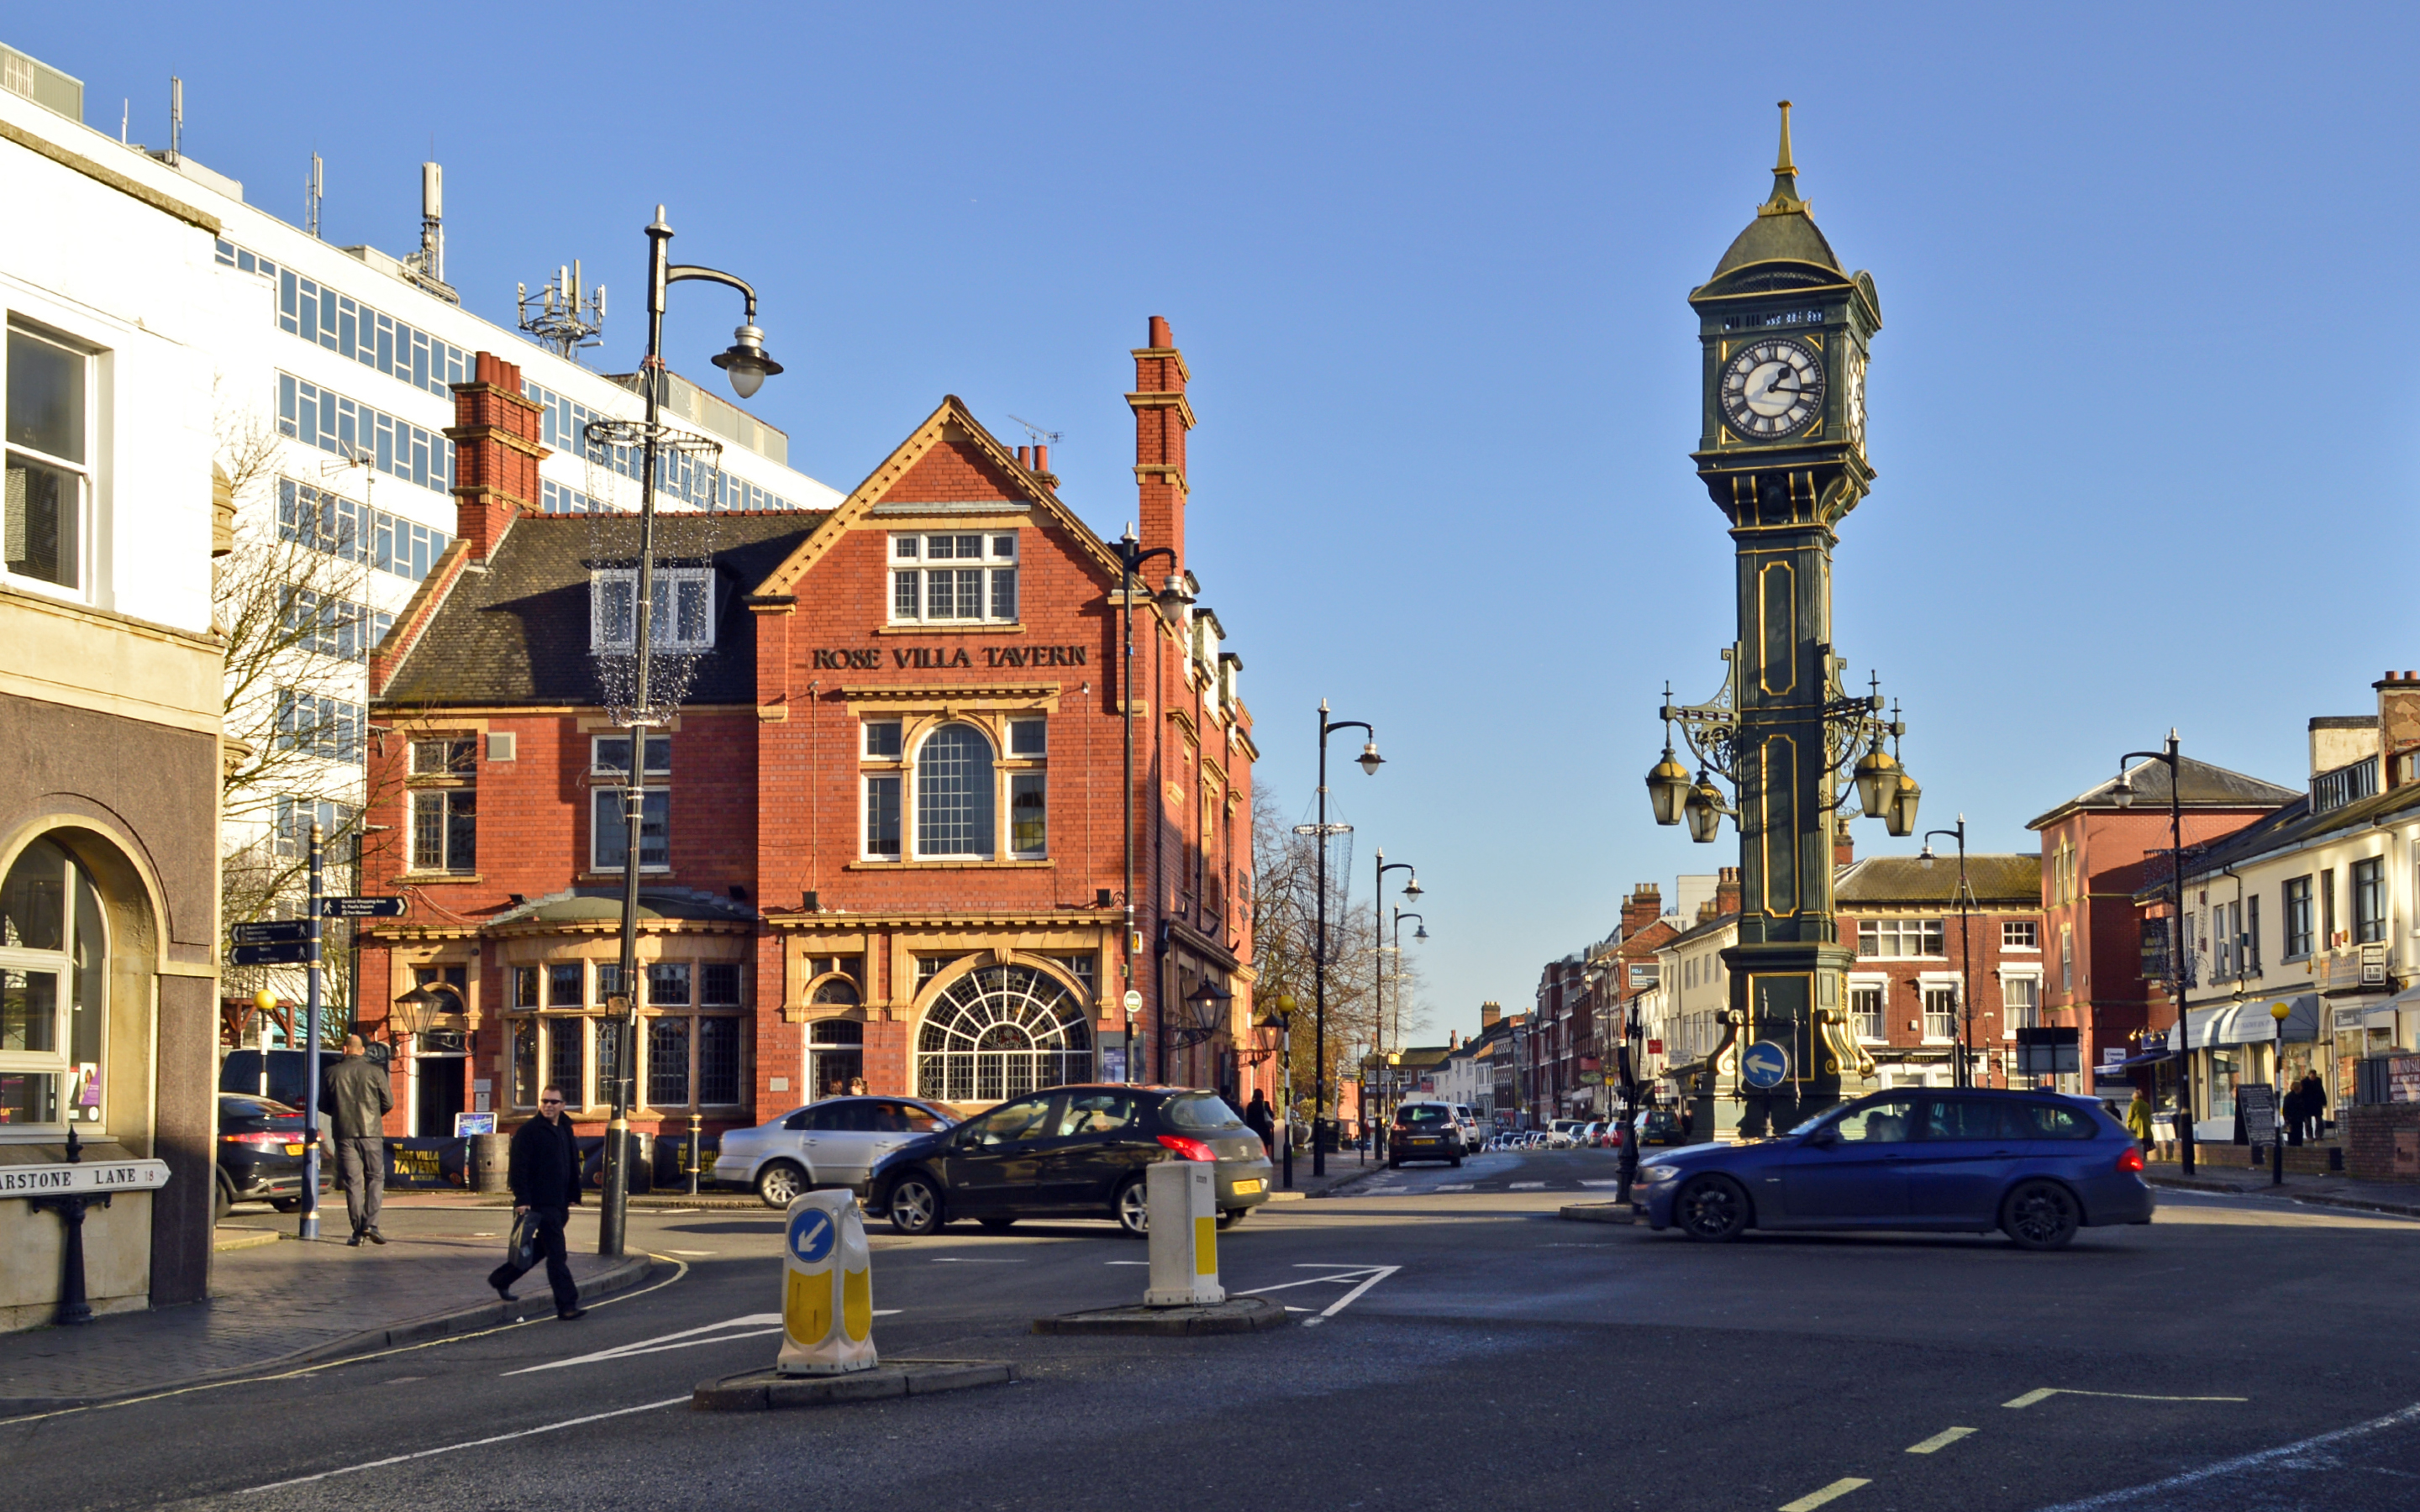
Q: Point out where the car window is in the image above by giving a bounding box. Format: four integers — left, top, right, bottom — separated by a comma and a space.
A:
779, 1107, 812, 1131
2016, 1103, 2098, 1140
1397, 1104, 1451, 1126
219, 1095, 294, 1121
1162, 1094, 1244, 1131
1055, 1091, 1136, 1137
1922, 1098, 2023, 1141
965, 1097, 1055, 1146
1830, 1097, 1919, 1143
807, 1101, 873, 1132
871, 1100, 948, 1134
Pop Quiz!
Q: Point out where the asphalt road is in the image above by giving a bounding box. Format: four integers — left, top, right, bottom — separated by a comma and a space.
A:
6, 1145, 2417, 1511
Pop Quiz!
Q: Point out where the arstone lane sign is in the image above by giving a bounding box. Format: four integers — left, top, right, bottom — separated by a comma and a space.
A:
0, 1158, 172, 1198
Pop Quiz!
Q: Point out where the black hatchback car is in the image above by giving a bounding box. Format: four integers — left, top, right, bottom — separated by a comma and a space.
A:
1389, 1102, 1465, 1167
866, 1085, 1274, 1236
215, 1093, 324, 1221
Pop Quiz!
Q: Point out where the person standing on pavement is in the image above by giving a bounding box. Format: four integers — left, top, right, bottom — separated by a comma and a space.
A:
324, 1034, 392, 1246
2125, 1088, 2154, 1157
1243, 1089, 1276, 1153
2301, 1071, 2328, 1142
489, 1084, 585, 1320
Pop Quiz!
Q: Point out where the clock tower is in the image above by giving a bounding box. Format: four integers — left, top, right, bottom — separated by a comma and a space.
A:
1675, 102, 1895, 1132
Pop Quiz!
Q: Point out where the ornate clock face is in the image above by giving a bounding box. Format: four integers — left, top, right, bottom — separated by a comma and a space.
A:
1719, 336, 1826, 440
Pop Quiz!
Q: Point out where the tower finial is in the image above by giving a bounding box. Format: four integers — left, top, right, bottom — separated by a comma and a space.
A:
1758, 99, 1807, 217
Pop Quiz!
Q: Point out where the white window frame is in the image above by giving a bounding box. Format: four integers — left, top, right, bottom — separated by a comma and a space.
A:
1917, 971, 1961, 1044
0, 842, 108, 1135
1007, 770, 1048, 859
862, 772, 902, 860
589, 733, 671, 779
590, 567, 714, 654
1847, 974, 1888, 1044
3, 319, 96, 601
2001, 970, 2042, 1039
1859, 916, 1947, 959
408, 789, 476, 873
2000, 920, 2039, 952
888, 531, 1018, 626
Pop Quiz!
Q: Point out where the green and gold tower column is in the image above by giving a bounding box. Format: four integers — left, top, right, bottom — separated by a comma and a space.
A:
1647, 103, 1914, 1136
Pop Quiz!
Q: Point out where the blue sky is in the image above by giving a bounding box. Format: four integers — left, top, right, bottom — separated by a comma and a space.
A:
15, 4, 2413, 1038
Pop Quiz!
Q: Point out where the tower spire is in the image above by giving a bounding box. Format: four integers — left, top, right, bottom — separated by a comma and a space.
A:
1759, 99, 1807, 218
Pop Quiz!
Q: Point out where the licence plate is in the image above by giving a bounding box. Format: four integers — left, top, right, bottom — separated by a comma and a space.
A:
284, 1144, 305, 1155
1411, 1137, 1436, 1145
1232, 1179, 1264, 1194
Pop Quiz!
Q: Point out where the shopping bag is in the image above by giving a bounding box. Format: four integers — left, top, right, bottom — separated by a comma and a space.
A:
506, 1210, 539, 1269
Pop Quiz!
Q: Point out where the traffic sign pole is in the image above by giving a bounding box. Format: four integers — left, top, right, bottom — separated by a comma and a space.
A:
300, 822, 324, 1242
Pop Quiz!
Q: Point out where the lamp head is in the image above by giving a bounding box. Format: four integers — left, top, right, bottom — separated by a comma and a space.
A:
1683, 773, 1725, 844
1851, 742, 1900, 819
1646, 748, 1693, 827
1402, 875, 1423, 900
1358, 741, 1384, 776
711, 323, 783, 399
1885, 771, 1922, 838
251, 988, 279, 1014
2270, 1000, 2292, 1022
2110, 769, 2136, 810
1918, 842, 1936, 869
1413, 922, 1429, 940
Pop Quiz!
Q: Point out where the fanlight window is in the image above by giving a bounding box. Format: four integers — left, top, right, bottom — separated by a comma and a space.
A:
915, 964, 1092, 1102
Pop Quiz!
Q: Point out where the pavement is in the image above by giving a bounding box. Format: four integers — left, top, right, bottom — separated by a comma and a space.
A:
0, 1197, 649, 1409
5, 1147, 2417, 1511
2144, 1158, 2420, 1217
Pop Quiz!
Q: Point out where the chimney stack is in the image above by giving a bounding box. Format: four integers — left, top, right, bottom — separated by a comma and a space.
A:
1480, 1000, 1502, 1030
1031, 442, 1049, 476
1833, 815, 1855, 869
1620, 882, 1663, 942
2381, 670, 2420, 790
1715, 866, 1742, 917
1128, 314, 1192, 579
445, 351, 548, 562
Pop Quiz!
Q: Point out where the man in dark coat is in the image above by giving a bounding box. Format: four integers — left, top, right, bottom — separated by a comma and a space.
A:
487, 1084, 585, 1319
1243, 1089, 1276, 1153
2301, 1071, 2328, 1142
324, 1035, 393, 1245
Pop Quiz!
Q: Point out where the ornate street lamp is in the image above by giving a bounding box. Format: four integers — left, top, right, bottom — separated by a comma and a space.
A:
1918, 815, 1975, 1088
2112, 729, 2195, 1175
1296, 701, 1382, 1176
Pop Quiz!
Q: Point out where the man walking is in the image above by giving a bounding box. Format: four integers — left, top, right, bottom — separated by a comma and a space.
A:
1243, 1089, 1276, 1154
489, 1084, 585, 1320
324, 1034, 392, 1245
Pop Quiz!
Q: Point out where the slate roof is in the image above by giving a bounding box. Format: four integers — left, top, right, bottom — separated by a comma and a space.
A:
2138, 779, 2420, 899
2025, 755, 2300, 831
377, 511, 823, 707
1833, 853, 2042, 910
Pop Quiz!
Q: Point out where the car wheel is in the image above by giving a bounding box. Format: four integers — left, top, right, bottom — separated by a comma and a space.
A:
1387, 1158, 1401, 1169
755, 1160, 809, 1210
1114, 1175, 1149, 1237
213, 1177, 231, 1225
271, 1198, 301, 1213
1450, 1155, 1463, 1168
889, 1173, 944, 1236
1675, 1174, 1750, 1242
1218, 1208, 1245, 1230
2001, 1179, 2081, 1251
978, 1216, 1017, 1232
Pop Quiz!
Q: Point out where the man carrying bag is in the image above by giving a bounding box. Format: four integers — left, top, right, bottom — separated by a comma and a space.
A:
487, 1084, 585, 1320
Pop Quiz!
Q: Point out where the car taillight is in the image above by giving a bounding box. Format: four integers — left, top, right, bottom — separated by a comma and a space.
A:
221, 1131, 292, 1150
1157, 1134, 1217, 1162
2116, 1145, 2145, 1173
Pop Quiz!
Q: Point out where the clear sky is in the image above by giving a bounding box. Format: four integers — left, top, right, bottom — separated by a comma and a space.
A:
13, 3, 2413, 1039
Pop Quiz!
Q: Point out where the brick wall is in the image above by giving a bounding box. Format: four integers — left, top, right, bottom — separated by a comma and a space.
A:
2343, 1102, 2420, 1182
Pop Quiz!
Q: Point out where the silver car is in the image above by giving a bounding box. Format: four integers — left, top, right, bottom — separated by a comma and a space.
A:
716, 1095, 960, 1207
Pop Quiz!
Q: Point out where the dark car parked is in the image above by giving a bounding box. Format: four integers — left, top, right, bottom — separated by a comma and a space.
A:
865, 1085, 1273, 1237
1634, 1089, 2154, 1249
215, 1093, 326, 1222
1389, 1102, 1465, 1167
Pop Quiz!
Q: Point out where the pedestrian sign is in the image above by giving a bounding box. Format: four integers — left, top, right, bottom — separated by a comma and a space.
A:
1739, 1040, 1791, 1090
230, 920, 312, 945
231, 942, 311, 967
318, 895, 406, 918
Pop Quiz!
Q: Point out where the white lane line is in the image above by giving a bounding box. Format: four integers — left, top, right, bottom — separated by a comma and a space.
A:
2031, 1396, 2420, 1510
1435, 1184, 1475, 1192
1579, 1179, 1622, 1188
503, 1310, 902, 1375
1778, 1478, 1869, 1511
1234, 1265, 1403, 1328
2006, 1388, 2248, 1409
929, 1257, 1025, 1263
664, 1249, 717, 1257
1105, 1260, 1150, 1266
1509, 1182, 1546, 1190
243, 1395, 692, 1492
1906, 1425, 1975, 1453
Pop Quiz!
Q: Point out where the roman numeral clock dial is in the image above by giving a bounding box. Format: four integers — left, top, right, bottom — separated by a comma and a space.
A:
1719, 336, 1826, 439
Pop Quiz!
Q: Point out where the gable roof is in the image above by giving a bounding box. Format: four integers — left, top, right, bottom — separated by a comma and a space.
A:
376, 511, 823, 706
755, 395, 1121, 598
2027, 755, 2299, 831
1834, 853, 2042, 910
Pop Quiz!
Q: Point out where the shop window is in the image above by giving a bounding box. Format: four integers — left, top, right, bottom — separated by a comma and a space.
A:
647, 1016, 689, 1106
545, 1017, 584, 1108
647, 962, 692, 1008
0, 837, 106, 1127
889, 532, 1017, 625
5, 323, 92, 595
549, 963, 584, 1007
511, 1021, 539, 1108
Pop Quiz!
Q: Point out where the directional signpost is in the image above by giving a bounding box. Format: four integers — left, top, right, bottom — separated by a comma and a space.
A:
230, 942, 310, 967
320, 895, 406, 919
1739, 1041, 1791, 1092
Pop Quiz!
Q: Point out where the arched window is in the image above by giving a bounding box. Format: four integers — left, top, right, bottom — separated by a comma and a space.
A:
0, 837, 107, 1128
916, 963, 1092, 1101
916, 723, 994, 858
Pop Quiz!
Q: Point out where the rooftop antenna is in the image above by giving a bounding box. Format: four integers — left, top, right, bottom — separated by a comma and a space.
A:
1007, 414, 1063, 448
304, 152, 324, 238
401, 161, 460, 304
517, 259, 607, 363
1007, 415, 1062, 485
167, 76, 182, 164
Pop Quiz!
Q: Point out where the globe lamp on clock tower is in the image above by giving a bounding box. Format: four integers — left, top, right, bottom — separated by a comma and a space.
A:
1646, 102, 1920, 1136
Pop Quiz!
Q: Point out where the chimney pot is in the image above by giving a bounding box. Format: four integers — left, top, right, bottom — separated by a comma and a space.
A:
1016, 444, 1031, 468
1032, 443, 1049, 475
1149, 314, 1172, 349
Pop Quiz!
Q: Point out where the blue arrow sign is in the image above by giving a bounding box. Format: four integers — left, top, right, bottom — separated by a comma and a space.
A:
787, 1207, 836, 1266
1739, 1040, 1791, 1091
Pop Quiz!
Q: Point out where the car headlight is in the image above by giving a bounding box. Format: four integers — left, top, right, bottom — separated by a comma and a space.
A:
1641, 1164, 1681, 1184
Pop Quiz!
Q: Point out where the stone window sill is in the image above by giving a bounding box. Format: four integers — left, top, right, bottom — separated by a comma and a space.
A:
876, 623, 1026, 636
398, 872, 483, 885
844, 858, 1055, 871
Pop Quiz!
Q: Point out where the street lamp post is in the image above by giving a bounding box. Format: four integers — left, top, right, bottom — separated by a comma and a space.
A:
2110, 730, 2193, 1177
1918, 816, 1975, 1089
1386, 907, 1426, 1152
1372, 851, 1419, 1154
597, 207, 783, 1261
2269, 999, 2291, 1187
1299, 701, 1381, 1175
1267, 995, 1297, 1189
1116, 529, 1177, 1085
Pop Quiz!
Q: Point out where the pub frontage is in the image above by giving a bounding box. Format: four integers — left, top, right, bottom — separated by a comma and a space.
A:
353, 322, 1265, 1168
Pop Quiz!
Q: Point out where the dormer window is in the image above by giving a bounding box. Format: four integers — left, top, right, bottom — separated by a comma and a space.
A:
591, 567, 714, 654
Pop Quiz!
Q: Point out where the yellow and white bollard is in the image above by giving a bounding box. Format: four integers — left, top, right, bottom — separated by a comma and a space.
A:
776, 1191, 876, 1376
1143, 1160, 1224, 1306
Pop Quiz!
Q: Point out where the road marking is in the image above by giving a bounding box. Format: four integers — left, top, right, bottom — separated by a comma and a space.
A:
928, 1257, 1025, 1263
1436, 1184, 1474, 1192
665, 1249, 716, 1257
1509, 1182, 1545, 1189
1906, 1426, 1975, 1454
1236, 1263, 1402, 1327
506, 1307, 911, 1374
1105, 1260, 1150, 1266
1778, 1478, 1869, 1511
1579, 1179, 1622, 1188
2031, 1396, 2420, 1510
2005, 1389, 2249, 1410
242, 1395, 692, 1492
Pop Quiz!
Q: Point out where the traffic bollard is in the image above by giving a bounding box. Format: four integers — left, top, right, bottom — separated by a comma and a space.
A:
1143, 1160, 1224, 1306
776, 1190, 876, 1376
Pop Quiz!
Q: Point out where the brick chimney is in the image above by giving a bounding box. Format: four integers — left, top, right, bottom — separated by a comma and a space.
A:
1833, 815, 1855, 869
1715, 866, 1742, 916
2381, 671, 2420, 790
1127, 315, 1192, 579
445, 351, 548, 563
1480, 1000, 1502, 1031
1621, 883, 1663, 942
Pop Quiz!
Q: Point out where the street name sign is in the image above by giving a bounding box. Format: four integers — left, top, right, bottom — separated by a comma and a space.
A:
231, 942, 311, 967
0, 1158, 171, 1198
1739, 1041, 1791, 1090
319, 895, 406, 918
229, 920, 312, 946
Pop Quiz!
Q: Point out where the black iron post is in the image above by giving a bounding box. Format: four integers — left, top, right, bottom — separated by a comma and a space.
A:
2117, 732, 2194, 1177
1275, 997, 1296, 1189
1922, 818, 1973, 1089
1305, 702, 1380, 1176
1117, 530, 1175, 1086
32, 1125, 107, 1326
1372, 852, 1416, 1156
2270, 1001, 2288, 1186
301, 821, 325, 1239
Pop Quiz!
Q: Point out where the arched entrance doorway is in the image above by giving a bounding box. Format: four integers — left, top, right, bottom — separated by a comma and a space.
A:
915, 963, 1092, 1102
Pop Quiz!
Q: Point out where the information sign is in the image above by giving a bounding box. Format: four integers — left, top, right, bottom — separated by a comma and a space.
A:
231, 942, 311, 967
319, 895, 407, 918
230, 920, 312, 945
2238, 1084, 2280, 1137
0, 1158, 171, 1198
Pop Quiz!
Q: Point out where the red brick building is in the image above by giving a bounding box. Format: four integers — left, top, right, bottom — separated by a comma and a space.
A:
352, 319, 1261, 1149
1832, 853, 2044, 1089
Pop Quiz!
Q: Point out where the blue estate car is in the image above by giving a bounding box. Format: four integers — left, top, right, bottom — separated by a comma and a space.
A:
1634, 1089, 2154, 1250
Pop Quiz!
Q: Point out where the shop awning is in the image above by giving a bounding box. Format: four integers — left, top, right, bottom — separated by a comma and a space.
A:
2180, 992, 2319, 1047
